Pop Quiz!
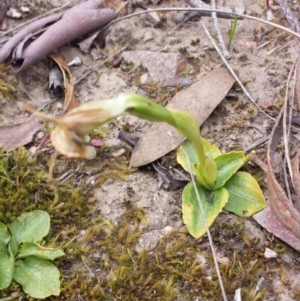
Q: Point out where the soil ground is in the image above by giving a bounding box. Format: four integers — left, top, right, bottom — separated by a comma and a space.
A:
1, 0, 300, 300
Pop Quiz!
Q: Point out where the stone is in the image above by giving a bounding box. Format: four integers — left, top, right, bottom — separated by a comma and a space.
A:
122, 51, 187, 84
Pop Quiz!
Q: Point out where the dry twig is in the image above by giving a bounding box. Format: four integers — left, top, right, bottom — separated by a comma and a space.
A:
282, 51, 300, 192
105, 8, 300, 39
210, 0, 231, 59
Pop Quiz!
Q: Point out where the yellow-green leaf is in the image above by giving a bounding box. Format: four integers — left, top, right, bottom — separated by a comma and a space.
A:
0, 249, 14, 289
214, 151, 246, 189
182, 182, 228, 238
17, 242, 65, 261
14, 256, 61, 299
177, 139, 221, 173
224, 171, 266, 217
195, 157, 217, 190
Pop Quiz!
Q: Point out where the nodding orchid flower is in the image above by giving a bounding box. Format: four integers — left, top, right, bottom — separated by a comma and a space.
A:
23, 93, 217, 188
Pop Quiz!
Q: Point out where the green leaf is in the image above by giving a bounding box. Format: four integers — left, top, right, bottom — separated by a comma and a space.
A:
0, 249, 15, 289
182, 182, 228, 238
0, 222, 11, 252
214, 151, 247, 189
9, 210, 50, 247
17, 242, 65, 261
9, 236, 18, 257
177, 139, 221, 173
224, 171, 266, 217
195, 157, 217, 190
13, 256, 61, 299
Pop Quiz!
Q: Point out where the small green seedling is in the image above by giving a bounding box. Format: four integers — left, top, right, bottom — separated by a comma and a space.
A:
24, 93, 266, 239
0, 210, 64, 299
228, 12, 238, 46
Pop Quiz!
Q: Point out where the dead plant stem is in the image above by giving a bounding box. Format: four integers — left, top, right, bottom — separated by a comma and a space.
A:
283, 50, 299, 190
210, 0, 231, 59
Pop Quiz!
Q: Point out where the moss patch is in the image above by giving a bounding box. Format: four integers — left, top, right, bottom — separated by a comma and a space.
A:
0, 148, 299, 300
0, 64, 16, 101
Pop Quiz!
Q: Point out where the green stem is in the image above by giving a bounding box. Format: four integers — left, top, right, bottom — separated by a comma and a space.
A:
121, 93, 206, 166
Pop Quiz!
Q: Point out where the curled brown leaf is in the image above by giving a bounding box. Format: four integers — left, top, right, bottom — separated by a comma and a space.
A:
0, 0, 117, 72
267, 113, 300, 240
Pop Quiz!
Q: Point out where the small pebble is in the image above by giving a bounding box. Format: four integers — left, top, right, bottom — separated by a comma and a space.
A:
85, 146, 97, 160
267, 69, 277, 76
68, 56, 82, 67
36, 131, 44, 140
7, 8, 22, 18
146, 9, 162, 26
27, 146, 37, 158
111, 148, 126, 157
160, 226, 173, 235
217, 257, 230, 265
135, 0, 150, 6
20, 6, 30, 13
143, 31, 154, 42
172, 12, 186, 23
264, 248, 277, 258
140, 73, 149, 84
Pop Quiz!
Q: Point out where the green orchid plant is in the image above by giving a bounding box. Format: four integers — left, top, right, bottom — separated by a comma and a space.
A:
25, 93, 266, 239
0, 210, 64, 299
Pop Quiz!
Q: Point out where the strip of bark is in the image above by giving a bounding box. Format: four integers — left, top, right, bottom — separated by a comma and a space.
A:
267, 111, 300, 239
0, 0, 117, 72
0, 12, 63, 63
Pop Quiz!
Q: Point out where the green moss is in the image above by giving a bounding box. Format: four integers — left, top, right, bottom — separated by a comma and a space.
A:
0, 148, 299, 300
0, 64, 16, 100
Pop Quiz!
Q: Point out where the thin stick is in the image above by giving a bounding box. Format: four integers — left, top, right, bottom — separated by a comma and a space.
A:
199, 18, 276, 121
210, 0, 231, 59
181, 147, 228, 301
283, 50, 299, 189
104, 8, 300, 39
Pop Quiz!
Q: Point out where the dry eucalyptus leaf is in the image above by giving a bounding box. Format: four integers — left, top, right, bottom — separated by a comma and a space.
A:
130, 68, 235, 167
37, 53, 79, 150
253, 80, 300, 251
48, 52, 79, 115
0, 117, 43, 150
253, 206, 300, 252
